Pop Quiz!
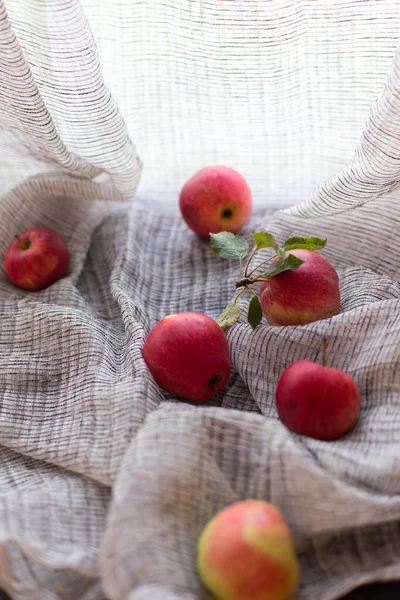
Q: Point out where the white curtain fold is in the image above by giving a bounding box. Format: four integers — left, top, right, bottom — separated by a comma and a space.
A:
0, 0, 141, 200
2, 0, 400, 208
292, 41, 400, 216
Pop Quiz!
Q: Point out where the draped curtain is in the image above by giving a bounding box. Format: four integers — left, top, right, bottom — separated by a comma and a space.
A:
0, 2, 400, 600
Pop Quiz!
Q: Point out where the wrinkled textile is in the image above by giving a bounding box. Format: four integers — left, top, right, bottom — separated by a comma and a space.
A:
0, 173, 399, 599
1, 0, 400, 205
0, 1, 400, 599
0, 0, 141, 199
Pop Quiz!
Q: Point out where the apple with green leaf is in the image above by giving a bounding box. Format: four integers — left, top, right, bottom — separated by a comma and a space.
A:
142, 312, 230, 401
179, 166, 252, 238
260, 248, 340, 326
197, 499, 300, 600
4, 227, 69, 291
275, 339, 360, 440
210, 231, 340, 329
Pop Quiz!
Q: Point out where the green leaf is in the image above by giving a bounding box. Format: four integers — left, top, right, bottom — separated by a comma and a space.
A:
283, 236, 327, 252
261, 254, 304, 278
252, 231, 278, 251
251, 231, 287, 262
216, 303, 241, 329
247, 296, 263, 330
210, 232, 249, 260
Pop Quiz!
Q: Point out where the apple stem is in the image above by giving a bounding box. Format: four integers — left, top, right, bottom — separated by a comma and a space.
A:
247, 253, 278, 278
244, 245, 259, 277
322, 337, 328, 367
239, 257, 243, 277
15, 235, 31, 251
235, 277, 253, 288
233, 286, 247, 303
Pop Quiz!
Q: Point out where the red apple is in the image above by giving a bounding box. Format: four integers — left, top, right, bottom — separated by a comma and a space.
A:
179, 166, 252, 238
275, 360, 360, 440
197, 500, 300, 600
4, 227, 69, 291
260, 249, 340, 326
142, 312, 231, 401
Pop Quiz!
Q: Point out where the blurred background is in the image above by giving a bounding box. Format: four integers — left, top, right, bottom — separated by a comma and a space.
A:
1, 0, 400, 209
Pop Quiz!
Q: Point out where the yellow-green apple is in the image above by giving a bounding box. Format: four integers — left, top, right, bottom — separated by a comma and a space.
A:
260, 249, 340, 326
179, 166, 252, 237
197, 499, 299, 600
4, 227, 69, 291
142, 312, 231, 401
276, 360, 360, 440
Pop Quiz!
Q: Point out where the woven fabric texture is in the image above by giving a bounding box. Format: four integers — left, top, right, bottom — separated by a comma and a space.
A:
0, 1, 400, 600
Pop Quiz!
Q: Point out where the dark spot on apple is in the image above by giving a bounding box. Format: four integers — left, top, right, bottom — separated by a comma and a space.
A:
208, 374, 223, 389
221, 208, 233, 219
16, 236, 31, 251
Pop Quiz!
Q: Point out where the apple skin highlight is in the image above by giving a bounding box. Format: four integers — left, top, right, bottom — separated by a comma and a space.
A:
4, 227, 69, 291
260, 249, 340, 326
197, 500, 300, 600
142, 312, 231, 402
276, 359, 361, 440
179, 166, 252, 238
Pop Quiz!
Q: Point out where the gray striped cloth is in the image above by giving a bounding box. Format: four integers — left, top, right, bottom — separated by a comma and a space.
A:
0, 1, 400, 600
0, 177, 399, 600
